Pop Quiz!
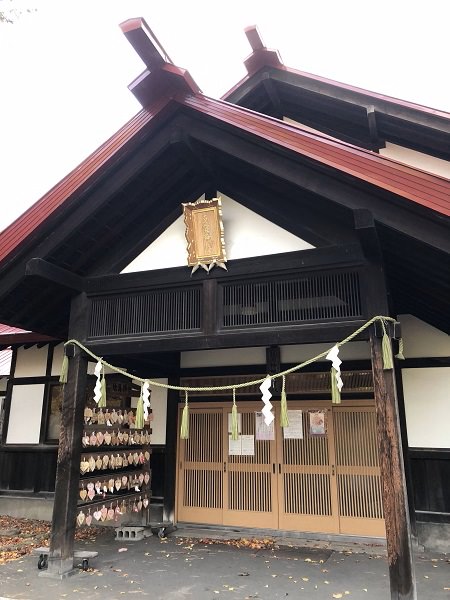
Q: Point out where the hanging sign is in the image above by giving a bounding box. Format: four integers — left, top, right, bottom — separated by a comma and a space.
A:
283, 410, 304, 439
183, 197, 227, 274
255, 412, 275, 441
228, 435, 242, 456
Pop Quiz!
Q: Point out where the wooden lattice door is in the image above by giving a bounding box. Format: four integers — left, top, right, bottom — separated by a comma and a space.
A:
177, 408, 224, 524
276, 401, 340, 533
223, 407, 278, 528
333, 405, 385, 536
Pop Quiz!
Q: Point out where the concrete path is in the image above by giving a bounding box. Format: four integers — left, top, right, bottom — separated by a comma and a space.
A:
0, 529, 448, 599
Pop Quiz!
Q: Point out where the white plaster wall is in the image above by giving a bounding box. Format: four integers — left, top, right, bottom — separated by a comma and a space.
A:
398, 314, 450, 358
181, 347, 267, 368
122, 194, 314, 273
181, 342, 369, 369
131, 378, 167, 445
6, 383, 45, 444
14, 346, 48, 377
380, 142, 450, 179
51, 343, 65, 376
402, 367, 450, 448
281, 341, 370, 363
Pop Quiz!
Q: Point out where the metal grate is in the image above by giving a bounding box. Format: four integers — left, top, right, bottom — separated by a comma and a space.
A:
221, 271, 362, 328
89, 287, 202, 338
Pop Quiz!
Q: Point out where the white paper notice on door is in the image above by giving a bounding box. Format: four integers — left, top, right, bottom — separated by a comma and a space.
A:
283, 410, 303, 439
241, 435, 255, 456
228, 435, 242, 455
255, 412, 275, 440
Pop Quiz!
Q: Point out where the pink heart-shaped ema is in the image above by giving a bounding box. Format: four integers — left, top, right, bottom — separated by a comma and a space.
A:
82, 435, 90, 447
121, 476, 128, 486
117, 432, 124, 443
87, 482, 95, 491
137, 500, 143, 511
89, 433, 97, 446
144, 473, 150, 485
100, 506, 108, 521
93, 510, 102, 521
128, 454, 133, 465
87, 488, 95, 501
138, 473, 144, 485
115, 478, 121, 491
104, 432, 111, 445
107, 508, 115, 521
96, 431, 104, 445
85, 514, 93, 526
143, 498, 149, 508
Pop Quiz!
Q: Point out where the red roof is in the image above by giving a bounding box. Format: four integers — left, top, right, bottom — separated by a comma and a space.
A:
222, 36, 450, 121
0, 97, 171, 267
0, 324, 29, 335
184, 94, 450, 215
0, 90, 449, 268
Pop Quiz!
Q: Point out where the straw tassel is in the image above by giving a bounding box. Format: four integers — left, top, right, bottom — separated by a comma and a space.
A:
382, 323, 394, 370
231, 389, 239, 441
331, 367, 341, 404
135, 384, 145, 429
59, 352, 69, 384
395, 337, 405, 360
180, 391, 190, 440
280, 375, 290, 427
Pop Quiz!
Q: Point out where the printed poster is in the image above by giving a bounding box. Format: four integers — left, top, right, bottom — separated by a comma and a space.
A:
255, 411, 275, 441
283, 410, 303, 439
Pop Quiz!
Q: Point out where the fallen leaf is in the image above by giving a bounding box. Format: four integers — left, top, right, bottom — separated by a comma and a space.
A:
118, 548, 128, 552
333, 594, 343, 599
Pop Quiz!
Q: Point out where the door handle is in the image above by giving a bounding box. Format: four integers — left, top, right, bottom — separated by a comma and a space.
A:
224, 462, 226, 473
331, 465, 335, 476
279, 464, 281, 474
272, 463, 275, 474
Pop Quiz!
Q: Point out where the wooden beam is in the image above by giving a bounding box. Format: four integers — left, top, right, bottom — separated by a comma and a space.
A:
44, 293, 90, 578
163, 371, 180, 523
120, 18, 172, 69
370, 331, 416, 599
367, 106, 385, 152
353, 209, 383, 262
25, 258, 85, 293
262, 74, 283, 119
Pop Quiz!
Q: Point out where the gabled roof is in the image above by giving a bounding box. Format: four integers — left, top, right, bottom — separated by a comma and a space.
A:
223, 27, 450, 159
0, 19, 448, 336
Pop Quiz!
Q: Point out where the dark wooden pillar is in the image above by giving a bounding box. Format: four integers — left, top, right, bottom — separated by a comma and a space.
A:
45, 293, 90, 578
370, 331, 417, 600
163, 370, 180, 523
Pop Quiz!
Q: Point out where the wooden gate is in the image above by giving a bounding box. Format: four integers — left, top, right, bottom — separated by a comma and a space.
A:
176, 401, 385, 536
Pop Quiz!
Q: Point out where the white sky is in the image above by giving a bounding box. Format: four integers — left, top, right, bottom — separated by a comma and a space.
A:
0, 0, 449, 232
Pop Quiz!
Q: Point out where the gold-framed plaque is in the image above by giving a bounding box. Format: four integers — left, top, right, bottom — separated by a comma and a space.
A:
183, 197, 227, 273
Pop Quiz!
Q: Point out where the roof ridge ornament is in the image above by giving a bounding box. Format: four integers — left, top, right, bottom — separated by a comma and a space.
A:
120, 18, 201, 107
243, 25, 283, 75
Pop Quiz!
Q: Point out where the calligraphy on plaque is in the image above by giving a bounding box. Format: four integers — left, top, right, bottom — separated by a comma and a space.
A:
183, 197, 227, 274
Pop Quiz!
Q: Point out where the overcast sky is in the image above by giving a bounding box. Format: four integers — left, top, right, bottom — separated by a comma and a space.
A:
1, 0, 449, 231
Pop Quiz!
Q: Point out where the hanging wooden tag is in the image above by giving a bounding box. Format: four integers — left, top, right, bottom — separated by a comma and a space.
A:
107, 506, 115, 521
88, 456, 96, 472
89, 432, 97, 446
79, 485, 87, 501
121, 475, 128, 487
100, 505, 108, 522
93, 509, 102, 521
115, 478, 121, 491
76, 511, 85, 526
95, 456, 103, 470
102, 455, 110, 469
96, 431, 104, 445
85, 510, 92, 527
104, 431, 112, 445
144, 472, 150, 485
